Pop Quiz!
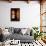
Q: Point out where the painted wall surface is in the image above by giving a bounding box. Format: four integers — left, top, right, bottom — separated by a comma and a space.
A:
0, 1, 40, 28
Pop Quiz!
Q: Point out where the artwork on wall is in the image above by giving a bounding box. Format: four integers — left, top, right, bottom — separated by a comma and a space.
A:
11, 8, 20, 21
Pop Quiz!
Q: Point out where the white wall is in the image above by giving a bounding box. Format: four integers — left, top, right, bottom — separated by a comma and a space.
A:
0, 1, 40, 28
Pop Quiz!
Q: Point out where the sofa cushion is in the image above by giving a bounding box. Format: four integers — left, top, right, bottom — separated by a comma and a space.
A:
8, 27, 14, 34
21, 28, 27, 35
14, 28, 21, 33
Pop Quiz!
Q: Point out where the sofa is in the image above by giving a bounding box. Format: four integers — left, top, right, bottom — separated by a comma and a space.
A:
2, 27, 34, 43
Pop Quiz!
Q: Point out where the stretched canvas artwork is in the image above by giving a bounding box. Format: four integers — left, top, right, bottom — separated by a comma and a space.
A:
11, 8, 20, 21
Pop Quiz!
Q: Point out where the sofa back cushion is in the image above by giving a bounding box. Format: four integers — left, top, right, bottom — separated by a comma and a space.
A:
14, 28, 21, 33
21, 28, 27, 35
8, 27, 14, 34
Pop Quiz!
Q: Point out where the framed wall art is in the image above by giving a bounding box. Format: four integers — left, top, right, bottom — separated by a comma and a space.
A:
11, 8, 20, 21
